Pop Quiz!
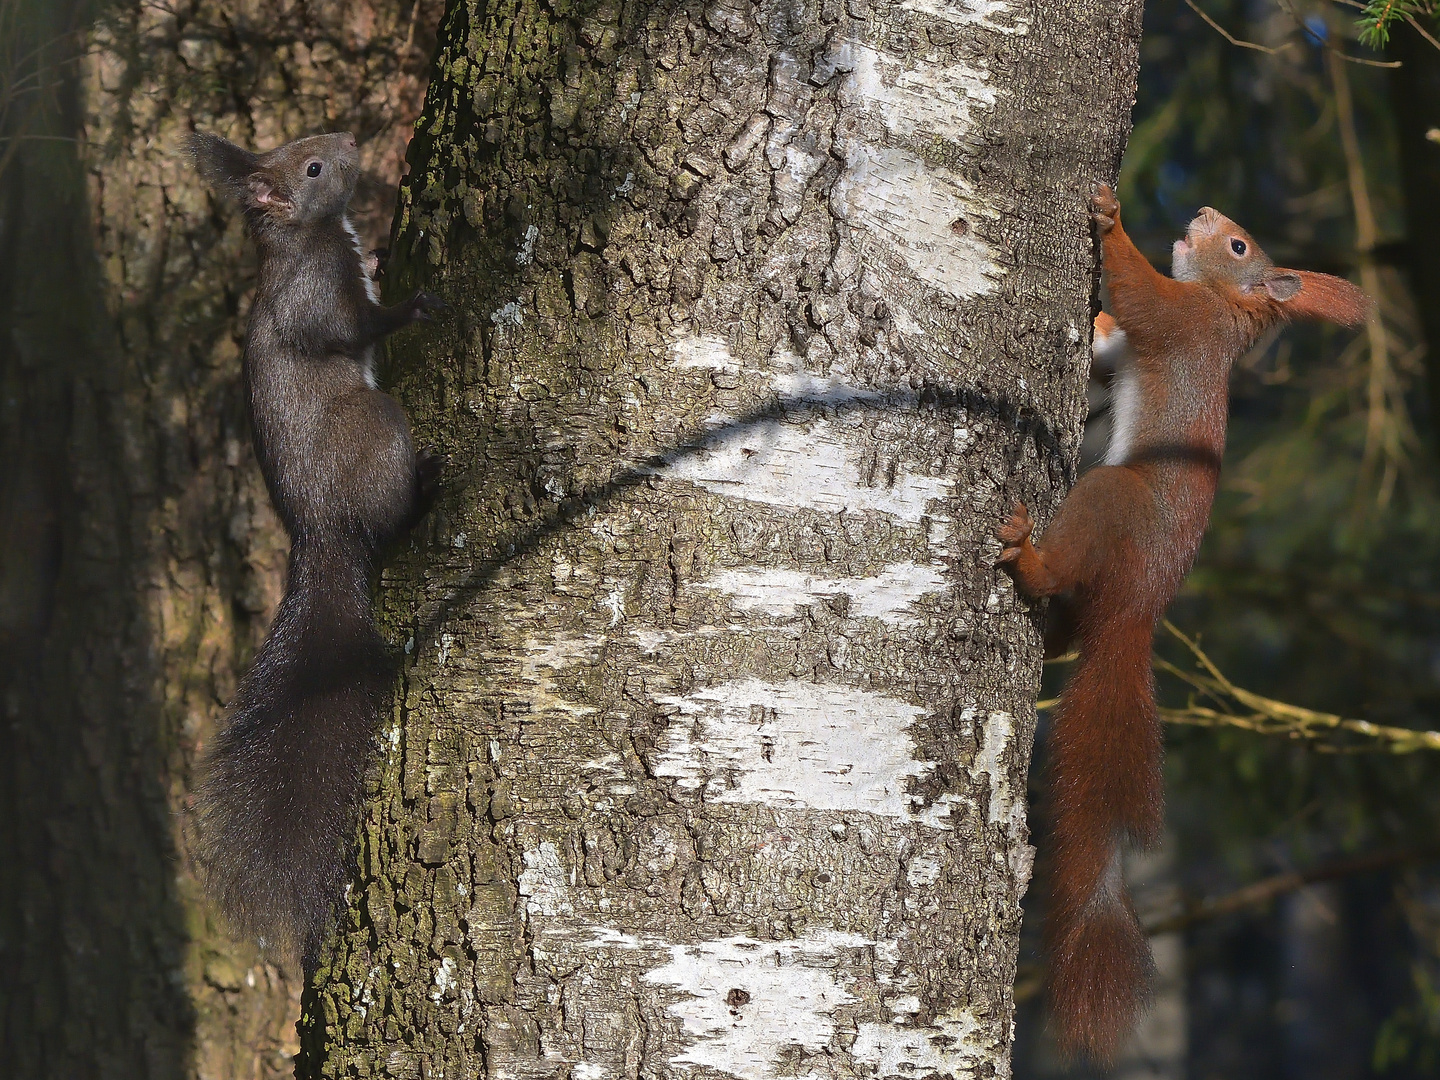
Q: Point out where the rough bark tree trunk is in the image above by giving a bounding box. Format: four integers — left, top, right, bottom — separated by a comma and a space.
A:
302, 0, 1142, 1076
0, 1, 442, 1075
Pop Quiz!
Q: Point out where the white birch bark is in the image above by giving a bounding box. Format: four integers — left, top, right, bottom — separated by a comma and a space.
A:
303, 0, 1143, 1076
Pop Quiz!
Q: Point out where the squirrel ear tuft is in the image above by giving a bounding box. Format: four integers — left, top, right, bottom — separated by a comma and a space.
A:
187, 132, 259, 195
1272, 269, 1371, 327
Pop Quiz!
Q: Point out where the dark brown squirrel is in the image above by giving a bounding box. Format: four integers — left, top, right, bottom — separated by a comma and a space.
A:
189, 130, 444, 971
998, 186, 1369, 1063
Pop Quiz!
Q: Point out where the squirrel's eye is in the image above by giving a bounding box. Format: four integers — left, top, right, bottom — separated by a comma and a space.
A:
1230, 238, 1247, 256
306, 161, 323, 178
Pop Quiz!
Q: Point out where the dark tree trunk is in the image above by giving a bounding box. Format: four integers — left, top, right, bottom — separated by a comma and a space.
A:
0, 1, 443, 1075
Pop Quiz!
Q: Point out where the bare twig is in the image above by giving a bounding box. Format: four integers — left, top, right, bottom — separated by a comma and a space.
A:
1278, 0, 1404, 66
1144, 847, 1440, 934
1184, 0, 1292, 53
1184, 0, 1401, 67
0, 2, 87, 183
1038, 623, 1440, 753
1405, 12, 1440, 52
1159, 620, 1440, 752
1013, 847, 1439, 1001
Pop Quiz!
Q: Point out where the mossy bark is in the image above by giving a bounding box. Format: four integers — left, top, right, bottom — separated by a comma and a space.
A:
0, 1, 442, 1075
302, 0, 1142, 1075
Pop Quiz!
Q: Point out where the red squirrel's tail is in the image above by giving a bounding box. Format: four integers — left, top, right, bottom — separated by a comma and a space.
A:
196, 535, 390, 971
1043, 611, 1164, 1063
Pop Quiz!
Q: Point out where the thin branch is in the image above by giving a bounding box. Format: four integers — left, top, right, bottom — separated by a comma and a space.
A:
1277, 0, 1405, 65
1332, 53, 1380, 256
1183, 0, 1292, 52
1185, 0, 1405, 66
403, 0, 422, 52
1037, 623, 1440, 753
1144, 847, 1440, 935
1332, 46, 1405, 66
1013, 847, 1439, 1001
1159, 620, 1440, 752
1405, 11, 1440, 51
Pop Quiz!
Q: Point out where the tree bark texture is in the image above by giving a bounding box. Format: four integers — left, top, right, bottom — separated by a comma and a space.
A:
303, 0, 1142, 1076
0, 1, 442, 1075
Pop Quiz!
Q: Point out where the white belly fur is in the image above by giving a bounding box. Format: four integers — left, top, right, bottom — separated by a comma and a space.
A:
1096, 326, 1138, 466
343, 214, 380, 389
342, 215, 381, 305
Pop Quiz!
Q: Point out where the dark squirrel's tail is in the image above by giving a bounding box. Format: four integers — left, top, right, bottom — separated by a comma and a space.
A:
1043, 611, 1164, 1064
197, 535, 391, 970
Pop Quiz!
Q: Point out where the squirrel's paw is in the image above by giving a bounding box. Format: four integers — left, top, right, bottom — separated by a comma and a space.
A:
408, 290, 447, 322
410, 449, 447, 525
995, 501, 1035, 565
1091, 185, 1119, 233
416, 449, 446, 499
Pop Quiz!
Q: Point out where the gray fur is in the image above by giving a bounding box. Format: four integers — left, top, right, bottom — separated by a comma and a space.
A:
188, 130, 442, 970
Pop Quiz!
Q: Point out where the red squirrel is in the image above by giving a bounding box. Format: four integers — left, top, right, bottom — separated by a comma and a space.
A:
998, 186, 1368, 1062
188, 131, 443, 971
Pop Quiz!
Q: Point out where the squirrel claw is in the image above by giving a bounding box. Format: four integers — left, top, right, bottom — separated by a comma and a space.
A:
996, 501, 1035, 561
1091, 185, 1119, 233
409, 290, 446, 322
413, 449, 446, 518
416, 449, 445, 492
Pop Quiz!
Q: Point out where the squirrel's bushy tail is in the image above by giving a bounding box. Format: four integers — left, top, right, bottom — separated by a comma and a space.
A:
1043, 611, 1163, 1064
197, 535, 390, 970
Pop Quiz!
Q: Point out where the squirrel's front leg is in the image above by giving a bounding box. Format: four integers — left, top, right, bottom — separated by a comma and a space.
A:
1092, 185, 1173, 330
366, 290, 446, 344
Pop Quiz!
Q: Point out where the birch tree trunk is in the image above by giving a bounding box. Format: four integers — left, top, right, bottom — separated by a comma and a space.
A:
303, 0, 1141, 1075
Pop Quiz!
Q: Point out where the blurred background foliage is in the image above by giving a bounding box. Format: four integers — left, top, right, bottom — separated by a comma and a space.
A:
1017, 2, 1440, 1077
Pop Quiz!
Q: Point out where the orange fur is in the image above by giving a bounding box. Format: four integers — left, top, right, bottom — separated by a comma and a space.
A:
998, 187, 1369, 1063
1044, 611, 1161, 1061
1280, 269, 1371, 327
